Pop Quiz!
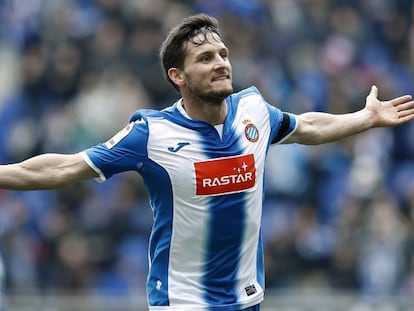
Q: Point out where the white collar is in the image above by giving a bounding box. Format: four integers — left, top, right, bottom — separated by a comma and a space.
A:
177, 99, 192, 119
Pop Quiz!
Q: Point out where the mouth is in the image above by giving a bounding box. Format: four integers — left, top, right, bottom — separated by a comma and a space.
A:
212, 74, 230, 82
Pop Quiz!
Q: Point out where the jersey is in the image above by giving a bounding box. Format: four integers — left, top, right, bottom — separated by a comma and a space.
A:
81, 86, 297, 311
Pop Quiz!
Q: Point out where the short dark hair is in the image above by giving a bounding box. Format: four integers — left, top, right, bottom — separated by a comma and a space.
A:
159, 13, 221, 91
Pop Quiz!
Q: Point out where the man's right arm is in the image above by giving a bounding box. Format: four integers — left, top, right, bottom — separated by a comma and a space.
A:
0, 153, 99, 190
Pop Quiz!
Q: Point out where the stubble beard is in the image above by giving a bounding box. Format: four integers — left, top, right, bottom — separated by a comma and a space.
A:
190, 85, 233, 106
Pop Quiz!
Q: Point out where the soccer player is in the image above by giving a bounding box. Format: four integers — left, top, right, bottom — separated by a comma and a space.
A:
1, 13, 414, 311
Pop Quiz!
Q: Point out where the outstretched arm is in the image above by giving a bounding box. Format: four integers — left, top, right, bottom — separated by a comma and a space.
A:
284, 85, 414, 145
0, 153, 98, 190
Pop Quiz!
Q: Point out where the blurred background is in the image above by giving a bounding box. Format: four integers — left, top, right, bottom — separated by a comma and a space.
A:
0, 0, 414, 310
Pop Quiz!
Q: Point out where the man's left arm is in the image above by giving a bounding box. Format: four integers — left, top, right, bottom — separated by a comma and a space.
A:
284, 85, 414, 145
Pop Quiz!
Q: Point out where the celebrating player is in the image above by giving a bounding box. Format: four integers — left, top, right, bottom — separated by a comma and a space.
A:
1, 13, 414, 311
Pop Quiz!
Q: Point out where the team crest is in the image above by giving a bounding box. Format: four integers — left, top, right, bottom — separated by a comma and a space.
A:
244, 123, 259, 142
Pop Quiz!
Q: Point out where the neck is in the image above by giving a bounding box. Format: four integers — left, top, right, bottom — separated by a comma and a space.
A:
181, 96, 227, 125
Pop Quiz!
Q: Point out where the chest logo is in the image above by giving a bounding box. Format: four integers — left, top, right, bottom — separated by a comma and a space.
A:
244, 123, 259, 142
168, 142, 190, 153
194, 154, 256, 196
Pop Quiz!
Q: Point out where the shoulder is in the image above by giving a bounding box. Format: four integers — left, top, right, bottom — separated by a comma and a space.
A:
128, 100, 183, 123
230, 86, 262, 101
228, 86, 265, 110
128, 108, 166, 123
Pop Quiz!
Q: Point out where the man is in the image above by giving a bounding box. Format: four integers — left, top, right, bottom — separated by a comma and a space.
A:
1, 13, 414, 311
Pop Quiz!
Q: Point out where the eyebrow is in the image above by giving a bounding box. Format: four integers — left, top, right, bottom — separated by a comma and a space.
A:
193, 46, 228, 60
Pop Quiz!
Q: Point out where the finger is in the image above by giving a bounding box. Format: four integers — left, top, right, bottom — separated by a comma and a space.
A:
398, 109, 414, 122
369, 85, 378, 98
395, 100, 414, 112
392, 95, 413, 106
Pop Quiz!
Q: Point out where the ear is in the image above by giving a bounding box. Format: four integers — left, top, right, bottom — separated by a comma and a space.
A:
168, 68, 185, 87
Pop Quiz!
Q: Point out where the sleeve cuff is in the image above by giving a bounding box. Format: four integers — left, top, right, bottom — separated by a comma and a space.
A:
80, 151, 106, 183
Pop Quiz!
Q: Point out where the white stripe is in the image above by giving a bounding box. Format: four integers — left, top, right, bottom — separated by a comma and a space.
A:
80, 151, 106, 182
235, 93, 270, 304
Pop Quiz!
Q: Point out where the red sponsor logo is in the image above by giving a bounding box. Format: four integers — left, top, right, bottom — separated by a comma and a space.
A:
194, 154, 256, 195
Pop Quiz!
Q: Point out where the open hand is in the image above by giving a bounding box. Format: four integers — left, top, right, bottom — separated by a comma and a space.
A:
366, 85, 414, 127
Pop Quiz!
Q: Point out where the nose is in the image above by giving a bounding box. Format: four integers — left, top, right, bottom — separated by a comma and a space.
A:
213, 55, 229, 71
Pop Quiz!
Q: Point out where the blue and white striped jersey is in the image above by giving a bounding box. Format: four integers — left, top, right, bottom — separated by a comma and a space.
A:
82, 86, 297, 311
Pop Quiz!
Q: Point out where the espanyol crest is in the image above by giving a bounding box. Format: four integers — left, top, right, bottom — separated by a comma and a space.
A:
244, 123, 259, 142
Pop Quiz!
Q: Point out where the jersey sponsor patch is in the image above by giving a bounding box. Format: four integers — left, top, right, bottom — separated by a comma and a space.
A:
194, 154, 256, 195
104, 122, 133, 149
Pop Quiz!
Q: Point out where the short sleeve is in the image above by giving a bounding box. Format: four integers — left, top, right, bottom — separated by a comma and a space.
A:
270, 111, 297, 144
263, 97, 297, 145
82, 116, 149, 181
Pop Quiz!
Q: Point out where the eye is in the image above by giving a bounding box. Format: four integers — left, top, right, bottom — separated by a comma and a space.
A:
220, 50, 229, 60
200, 54, 211, 62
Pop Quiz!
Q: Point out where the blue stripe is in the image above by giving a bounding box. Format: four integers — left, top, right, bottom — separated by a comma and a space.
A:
200, 98, 247, 306
142, 160, 173, 306
242, 304, 261, 311
203, 193, 246, 305
85, 113, 173, 306
247, 127, 258, 140
256, 231, 264, 289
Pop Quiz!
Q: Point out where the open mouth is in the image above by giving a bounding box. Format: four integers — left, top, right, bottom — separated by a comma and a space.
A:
212, 75, 229, 81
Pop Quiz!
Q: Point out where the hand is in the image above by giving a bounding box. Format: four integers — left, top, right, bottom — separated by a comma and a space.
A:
366, 85, 414, 127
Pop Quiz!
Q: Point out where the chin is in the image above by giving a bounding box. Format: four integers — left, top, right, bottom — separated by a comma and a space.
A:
199, 89, 232, 104
216, 83, 233, 96
215, 86, 233, 99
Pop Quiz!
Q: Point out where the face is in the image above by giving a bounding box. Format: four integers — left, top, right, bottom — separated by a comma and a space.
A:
180, 32, 233, 104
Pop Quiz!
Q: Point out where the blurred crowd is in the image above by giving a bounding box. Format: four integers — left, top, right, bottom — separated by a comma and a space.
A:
0, 0, 414, 302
